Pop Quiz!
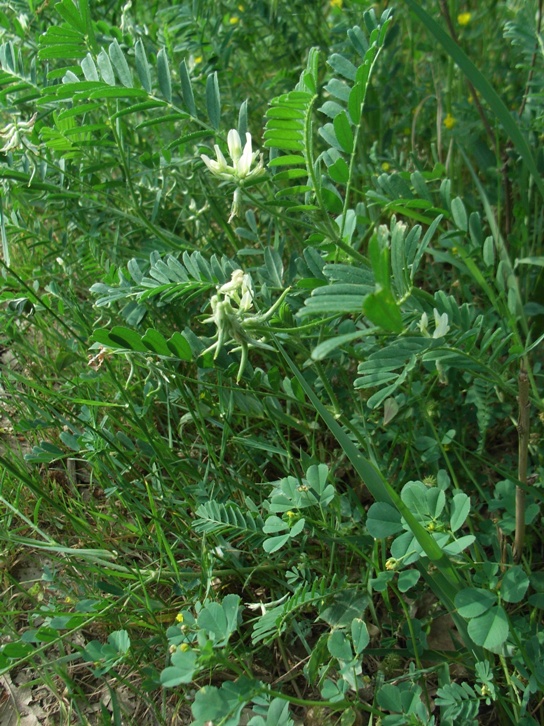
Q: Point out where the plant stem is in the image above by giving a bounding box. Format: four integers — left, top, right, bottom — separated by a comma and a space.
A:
514, 362, 530, 562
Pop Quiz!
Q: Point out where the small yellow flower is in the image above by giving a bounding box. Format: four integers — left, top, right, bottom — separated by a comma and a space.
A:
194, 56, 202, 65
179, 643, 191, 652
331, 0, 343, 7
175, 613, 184, 623
385, 558, 399, 571
229, 16, 239, 24
381, 162, 391, 172
457, 12, 472, 26
444, 113, 456, 129
238, 4, 244, 10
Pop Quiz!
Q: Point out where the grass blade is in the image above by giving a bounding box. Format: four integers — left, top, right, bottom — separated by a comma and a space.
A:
405, 0, 544, 202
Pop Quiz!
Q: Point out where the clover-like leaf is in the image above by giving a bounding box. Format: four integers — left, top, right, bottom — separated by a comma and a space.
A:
467, 606, 509, 652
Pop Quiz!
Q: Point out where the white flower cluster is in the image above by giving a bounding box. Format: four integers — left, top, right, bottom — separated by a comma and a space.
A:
0, 113, 37, 153
201, 129, 265, 183
200, 129, 265, 222
201, 269, 289, 382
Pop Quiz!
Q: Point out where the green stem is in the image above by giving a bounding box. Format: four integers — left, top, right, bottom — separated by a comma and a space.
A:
390, 583, 432, 714
513, 362, 530, 562
314, 360, 342, 418
264, 687, 382, 715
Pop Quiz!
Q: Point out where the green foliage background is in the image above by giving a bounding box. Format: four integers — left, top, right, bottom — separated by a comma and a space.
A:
1, 0, 544, 724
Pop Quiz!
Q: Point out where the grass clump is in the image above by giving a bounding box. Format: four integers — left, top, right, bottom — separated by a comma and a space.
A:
1, 1, 544, 724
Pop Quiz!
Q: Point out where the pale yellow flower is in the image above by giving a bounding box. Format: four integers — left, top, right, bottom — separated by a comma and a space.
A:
444, 113, 456, 129
0, 113, 37, 153
432, 309, 450, 338
200, 129, 265, 183
419, 309, 450, 339
201, 269, 290, 381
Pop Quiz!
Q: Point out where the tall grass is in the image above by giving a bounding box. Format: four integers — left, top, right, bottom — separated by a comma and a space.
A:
1, 1, 543, 723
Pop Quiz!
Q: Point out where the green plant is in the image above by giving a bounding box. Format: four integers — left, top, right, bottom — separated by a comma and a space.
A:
1, 1, 544, 724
